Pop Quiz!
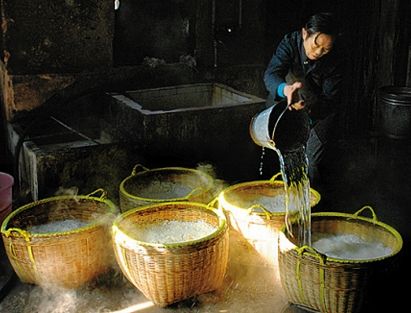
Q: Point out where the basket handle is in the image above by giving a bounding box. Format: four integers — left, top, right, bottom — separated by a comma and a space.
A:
295, 245, 327, 261
204, 203, 227, 229
247, 204, 273, 219
295, 245, 328, 312
207, 197, 219, 208
182, 186, 204, 200
207, 196, 226, 214
86, 188, 107, 200
269, 172, 283, 182
3, 227, 31, 240
353, 205, 378, 222
131, 164, 149, 176
3, 228, 37, 268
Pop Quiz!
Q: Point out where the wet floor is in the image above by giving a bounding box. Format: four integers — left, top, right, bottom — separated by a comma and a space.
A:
1, 135, 410, 313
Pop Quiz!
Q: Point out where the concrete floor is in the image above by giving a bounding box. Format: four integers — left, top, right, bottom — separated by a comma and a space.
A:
1, 135, 410, 313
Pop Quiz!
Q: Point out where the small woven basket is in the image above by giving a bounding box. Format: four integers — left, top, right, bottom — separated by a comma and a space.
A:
0, 189, 117, 289
119, 164, 215, 212
112, 201, 229, 307
278, 206, 403, 313
218, 173, 320, 266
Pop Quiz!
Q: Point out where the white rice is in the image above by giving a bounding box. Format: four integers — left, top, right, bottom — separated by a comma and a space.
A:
312, 233, 393, 260
27, 219, 88, 233
130, 220, 216, 244
134, 181, 193, 199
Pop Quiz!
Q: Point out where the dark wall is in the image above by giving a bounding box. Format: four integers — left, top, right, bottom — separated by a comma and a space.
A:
1, 0, 408, 141
114, 0, 196, 65
1, 0, 114, 74
112, 0, 410, 139
263, 0, 409, 137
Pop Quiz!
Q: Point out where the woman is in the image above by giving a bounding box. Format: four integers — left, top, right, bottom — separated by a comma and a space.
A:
263, 12, 345, 188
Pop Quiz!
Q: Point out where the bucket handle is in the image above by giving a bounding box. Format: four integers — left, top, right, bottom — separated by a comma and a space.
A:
353, 205, 378, 222
247, 204, 273, 219
269, 172, 283, 182
131, 164, 149, 176
86, 188, 107, 200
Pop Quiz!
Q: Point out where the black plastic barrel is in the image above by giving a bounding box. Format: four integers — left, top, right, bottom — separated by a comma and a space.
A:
379, 86, 411, 139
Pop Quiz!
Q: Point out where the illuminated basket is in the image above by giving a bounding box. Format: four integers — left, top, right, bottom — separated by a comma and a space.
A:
119, 164, 215, 212
0, 189, 117, 289
218, 173, 320, 266
278, 206, 403, 313
112, 201, 229, 307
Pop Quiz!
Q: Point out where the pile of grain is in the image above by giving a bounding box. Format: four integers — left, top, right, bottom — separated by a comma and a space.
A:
312, 233, 393, 260
130, 181, 193, 199
127, 220, 216, 244
27, 219, 88, 233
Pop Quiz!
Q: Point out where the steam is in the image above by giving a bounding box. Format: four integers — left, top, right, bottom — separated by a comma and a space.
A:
54, 186, 79, 197
0, 261, 288, 312
221, 230, 287, 312
0, 278, 141, 313
196, 162, 229, 203
0, 166, 289, 312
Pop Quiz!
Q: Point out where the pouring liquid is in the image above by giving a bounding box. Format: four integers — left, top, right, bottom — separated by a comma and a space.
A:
252, 100, 311, 246
276, 146, 311, 247
259, 145, 311, 246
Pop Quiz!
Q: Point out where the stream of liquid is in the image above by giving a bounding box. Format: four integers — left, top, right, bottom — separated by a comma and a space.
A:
259, 146, 311, 246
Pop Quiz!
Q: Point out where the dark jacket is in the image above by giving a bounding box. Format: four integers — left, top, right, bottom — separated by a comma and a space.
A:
264, 31, 344, 142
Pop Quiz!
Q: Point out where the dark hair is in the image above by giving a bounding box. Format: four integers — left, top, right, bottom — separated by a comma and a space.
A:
304, 12, 339, 37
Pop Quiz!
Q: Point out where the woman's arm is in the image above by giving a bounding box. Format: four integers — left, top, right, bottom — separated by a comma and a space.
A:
263, 34, 294, 101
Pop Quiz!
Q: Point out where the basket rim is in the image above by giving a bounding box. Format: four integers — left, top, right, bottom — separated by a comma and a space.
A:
279, 210, 403, 264
1, 194, 117, 238
219, 179, 321, 217
112, 201, 227, 249
119, 166, 214, 202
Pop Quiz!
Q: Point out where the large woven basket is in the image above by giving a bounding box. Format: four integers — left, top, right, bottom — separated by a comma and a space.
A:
119, 164, 215, 212
0, 189, 117, 289
112, 201, 229, 307
278, 206, 403, 313
218, 173, 320, 266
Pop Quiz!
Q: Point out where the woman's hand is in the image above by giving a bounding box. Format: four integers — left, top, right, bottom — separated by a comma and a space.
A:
283, 81, 305, 110
289, 100, 305, 110
283, 81, 303, 104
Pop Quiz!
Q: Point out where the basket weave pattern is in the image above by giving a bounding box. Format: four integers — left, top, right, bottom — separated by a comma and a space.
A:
112, 202, 229, 307
278, 211, 403, 313
119, 167, 214, 212
220, 181, 320, 266
1, 195, 117, 289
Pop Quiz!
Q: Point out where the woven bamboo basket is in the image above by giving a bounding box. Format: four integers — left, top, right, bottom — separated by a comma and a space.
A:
119, 164, 215, 212
278, 206, 403, 313
218, 173, 320, 266
112, 201, 229, 307
0, 189, 118, 289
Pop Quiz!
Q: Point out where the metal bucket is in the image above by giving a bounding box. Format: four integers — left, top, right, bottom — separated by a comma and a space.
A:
249, 100, 310, 152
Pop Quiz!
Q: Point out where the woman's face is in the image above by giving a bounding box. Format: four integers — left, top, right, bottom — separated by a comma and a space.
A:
302, 28, 334, 61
